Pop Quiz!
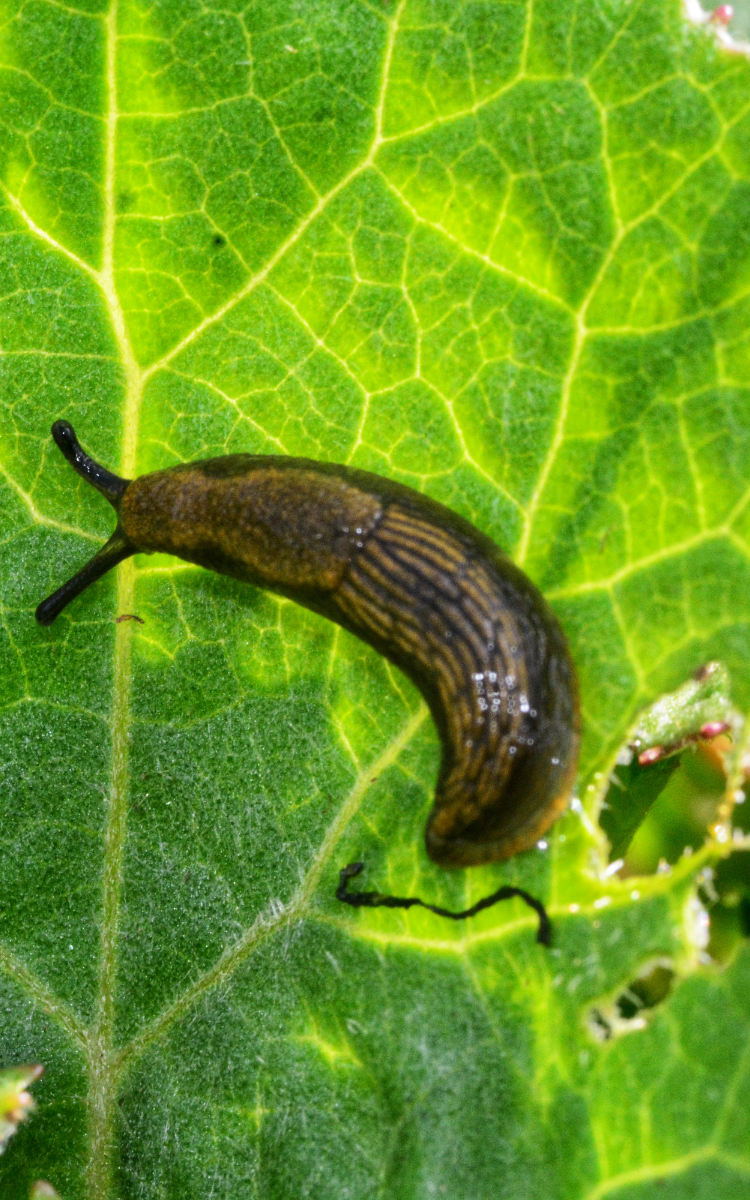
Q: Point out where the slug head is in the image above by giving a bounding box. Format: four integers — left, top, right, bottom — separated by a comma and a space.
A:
35, 421, 135, 625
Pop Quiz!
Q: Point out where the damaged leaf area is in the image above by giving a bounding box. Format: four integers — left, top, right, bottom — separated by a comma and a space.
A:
599, 662, 743, 862
1, 0, 750, 1197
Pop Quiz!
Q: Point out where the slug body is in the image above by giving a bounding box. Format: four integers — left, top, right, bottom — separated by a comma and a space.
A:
37, 423, 579, 869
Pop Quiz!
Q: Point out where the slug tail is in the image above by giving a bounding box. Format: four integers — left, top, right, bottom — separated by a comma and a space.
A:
36, 530, 135, 625
51, 420, 131, 506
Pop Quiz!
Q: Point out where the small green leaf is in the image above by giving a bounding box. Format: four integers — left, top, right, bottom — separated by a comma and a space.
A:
601, 663, 743, 859
629, 662, 742, 757
601, 755, 683, 863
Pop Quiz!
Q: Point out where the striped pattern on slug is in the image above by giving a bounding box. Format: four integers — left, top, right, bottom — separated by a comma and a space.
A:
36, 423, 580, 871
332, 502, 578, 867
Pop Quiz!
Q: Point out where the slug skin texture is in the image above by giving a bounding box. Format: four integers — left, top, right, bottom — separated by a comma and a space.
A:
38, 424, 580, 871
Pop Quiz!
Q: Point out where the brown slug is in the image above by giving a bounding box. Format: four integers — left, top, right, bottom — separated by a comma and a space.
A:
36, 421, 579, 939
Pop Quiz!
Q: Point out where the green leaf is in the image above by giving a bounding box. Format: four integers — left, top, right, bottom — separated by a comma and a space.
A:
601, 755, 683, 863
601, 662, 743, 860
1, 1, 750, 1196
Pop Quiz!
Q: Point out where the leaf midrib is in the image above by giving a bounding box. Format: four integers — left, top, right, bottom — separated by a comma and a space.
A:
36, 5, 416, 1195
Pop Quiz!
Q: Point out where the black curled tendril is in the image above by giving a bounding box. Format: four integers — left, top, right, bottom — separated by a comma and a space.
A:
335, 863, 552, 946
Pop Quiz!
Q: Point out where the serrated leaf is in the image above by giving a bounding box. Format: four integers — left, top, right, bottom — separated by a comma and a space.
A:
1, 1, 750, 1197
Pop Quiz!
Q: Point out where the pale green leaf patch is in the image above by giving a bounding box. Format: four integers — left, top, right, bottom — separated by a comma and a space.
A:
1, 1, 750, 1197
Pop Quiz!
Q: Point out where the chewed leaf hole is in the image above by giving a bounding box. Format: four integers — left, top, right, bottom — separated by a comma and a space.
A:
588, 960, 675, 1041
600, 736, 729, 876
701, 850, 750, 964
599, 664, 742, 875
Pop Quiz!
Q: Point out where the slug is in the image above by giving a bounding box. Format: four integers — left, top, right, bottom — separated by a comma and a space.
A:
36, 421, 579, 939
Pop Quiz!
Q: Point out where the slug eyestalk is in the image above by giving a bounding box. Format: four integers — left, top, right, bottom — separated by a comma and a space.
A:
35, 422, 134, 626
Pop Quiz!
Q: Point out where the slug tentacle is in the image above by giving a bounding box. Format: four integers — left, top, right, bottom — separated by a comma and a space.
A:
36, 422, 580, 891
35, 423, 136, 625
35, 530, 135, 626
50, 420, 131, 505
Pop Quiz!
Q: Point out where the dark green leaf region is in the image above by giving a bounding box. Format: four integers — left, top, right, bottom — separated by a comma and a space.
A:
1, 1, 750, 1197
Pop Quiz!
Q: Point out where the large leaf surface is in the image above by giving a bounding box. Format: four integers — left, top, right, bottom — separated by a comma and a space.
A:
1, 0, 750, 1196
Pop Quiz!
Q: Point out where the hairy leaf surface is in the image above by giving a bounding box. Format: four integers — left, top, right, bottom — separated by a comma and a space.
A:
1, 1, 750, 1197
